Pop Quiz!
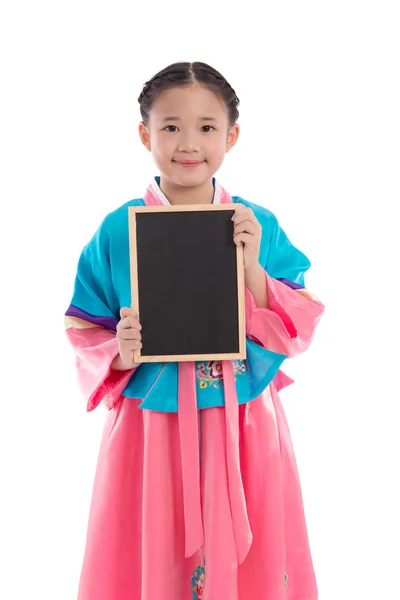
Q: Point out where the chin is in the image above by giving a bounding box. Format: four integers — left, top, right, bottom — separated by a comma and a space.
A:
180, 176, 211, 188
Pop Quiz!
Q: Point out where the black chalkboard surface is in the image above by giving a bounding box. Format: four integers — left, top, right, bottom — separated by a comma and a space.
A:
128, 204, 246, 363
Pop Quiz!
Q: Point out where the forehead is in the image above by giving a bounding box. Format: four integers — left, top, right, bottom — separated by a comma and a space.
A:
150, 83, 228, 120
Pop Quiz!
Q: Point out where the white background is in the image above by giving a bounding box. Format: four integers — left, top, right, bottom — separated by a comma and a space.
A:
1, 1, 399, 599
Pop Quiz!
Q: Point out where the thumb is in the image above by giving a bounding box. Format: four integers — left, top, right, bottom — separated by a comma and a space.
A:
120, 306, 134, 319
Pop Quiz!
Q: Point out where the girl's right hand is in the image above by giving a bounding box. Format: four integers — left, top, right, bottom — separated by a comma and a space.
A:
114, 307, 143, 369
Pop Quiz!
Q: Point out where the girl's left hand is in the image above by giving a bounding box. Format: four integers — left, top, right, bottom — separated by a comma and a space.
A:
232, 206, 262, 271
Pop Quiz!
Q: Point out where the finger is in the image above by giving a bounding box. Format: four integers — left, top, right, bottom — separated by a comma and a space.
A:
120, 307, 139, 320
118, 315, 142, 331
120, 338, 143, 349
234, 220, 259, 236
234, 214, 260, 231
232, 207, 254, 223
233, 232, 256, 246
118, 328, 142, 341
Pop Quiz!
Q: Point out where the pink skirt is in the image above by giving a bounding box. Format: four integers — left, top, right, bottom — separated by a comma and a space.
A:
77, 383, 318, 600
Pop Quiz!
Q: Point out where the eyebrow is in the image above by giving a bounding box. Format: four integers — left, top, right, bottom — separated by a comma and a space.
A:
162, 116, 217, 122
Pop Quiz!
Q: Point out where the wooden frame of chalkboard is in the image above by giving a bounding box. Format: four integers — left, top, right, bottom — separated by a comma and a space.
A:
128, 204, 246, 363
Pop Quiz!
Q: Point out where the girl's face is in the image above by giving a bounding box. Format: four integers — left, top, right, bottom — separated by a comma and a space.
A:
139, 83, 239, 189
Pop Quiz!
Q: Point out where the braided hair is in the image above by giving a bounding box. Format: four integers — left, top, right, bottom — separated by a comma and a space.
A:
138, 62, 239, 127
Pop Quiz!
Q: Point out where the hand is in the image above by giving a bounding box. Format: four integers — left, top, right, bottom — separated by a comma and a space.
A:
114, 307, 143, 369
232, 206, 262, 271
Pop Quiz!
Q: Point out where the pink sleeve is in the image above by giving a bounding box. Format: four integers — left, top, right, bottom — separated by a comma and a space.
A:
65, 326, 136, 411
245, 270, 325, 358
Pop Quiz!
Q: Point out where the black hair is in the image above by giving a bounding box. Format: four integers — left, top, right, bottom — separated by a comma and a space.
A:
138, 62, 239, 127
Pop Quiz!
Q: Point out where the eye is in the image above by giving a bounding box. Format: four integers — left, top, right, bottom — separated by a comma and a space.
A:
201, 125, 216, 132
164, 125, 179, 132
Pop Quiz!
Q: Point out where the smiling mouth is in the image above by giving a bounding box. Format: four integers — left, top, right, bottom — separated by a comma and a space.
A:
173, 160, 204, 168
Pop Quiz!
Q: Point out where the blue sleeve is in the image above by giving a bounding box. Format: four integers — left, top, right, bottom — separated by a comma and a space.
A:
66, 219, 120, 327
265, 216, 311, 286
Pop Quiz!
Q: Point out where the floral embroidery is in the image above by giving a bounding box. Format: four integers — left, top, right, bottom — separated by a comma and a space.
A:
284, 572, 288, 590
191, 564, 205, 599
196, 360, 246, 389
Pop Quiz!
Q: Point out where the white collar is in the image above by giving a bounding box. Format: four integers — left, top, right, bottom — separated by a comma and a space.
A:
150, 177, 222, 206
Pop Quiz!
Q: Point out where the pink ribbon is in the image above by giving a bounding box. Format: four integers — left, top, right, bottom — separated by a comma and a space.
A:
178, 361, 252, 563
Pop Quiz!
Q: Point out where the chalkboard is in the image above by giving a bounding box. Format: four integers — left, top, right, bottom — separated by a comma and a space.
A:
128, 204, 246, 363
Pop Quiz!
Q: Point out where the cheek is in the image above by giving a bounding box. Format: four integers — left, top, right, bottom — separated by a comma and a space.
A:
154, 136, 175, 159
207, 136, 227, 159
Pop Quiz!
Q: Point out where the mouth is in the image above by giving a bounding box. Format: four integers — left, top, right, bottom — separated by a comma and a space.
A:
173, 160, 204, 168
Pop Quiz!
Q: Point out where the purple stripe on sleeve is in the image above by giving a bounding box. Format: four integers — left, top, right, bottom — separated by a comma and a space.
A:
65, 305, 118, 332
277, 278, 305, 290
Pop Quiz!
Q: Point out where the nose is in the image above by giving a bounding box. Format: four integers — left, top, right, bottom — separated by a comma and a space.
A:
177, 131, 200, 153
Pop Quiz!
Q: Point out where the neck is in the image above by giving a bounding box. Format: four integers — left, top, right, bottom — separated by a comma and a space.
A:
159, 177, 214, 205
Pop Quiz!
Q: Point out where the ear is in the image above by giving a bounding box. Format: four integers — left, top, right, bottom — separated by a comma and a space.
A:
226, 123, 240, 153
138, 121, 151, 151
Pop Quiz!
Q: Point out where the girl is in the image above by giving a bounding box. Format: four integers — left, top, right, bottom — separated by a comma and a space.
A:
65, 61, 325, 600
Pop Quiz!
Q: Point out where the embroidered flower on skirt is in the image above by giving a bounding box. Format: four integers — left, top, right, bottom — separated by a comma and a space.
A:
191, 564, 205, 599
196, 360, 246, 389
